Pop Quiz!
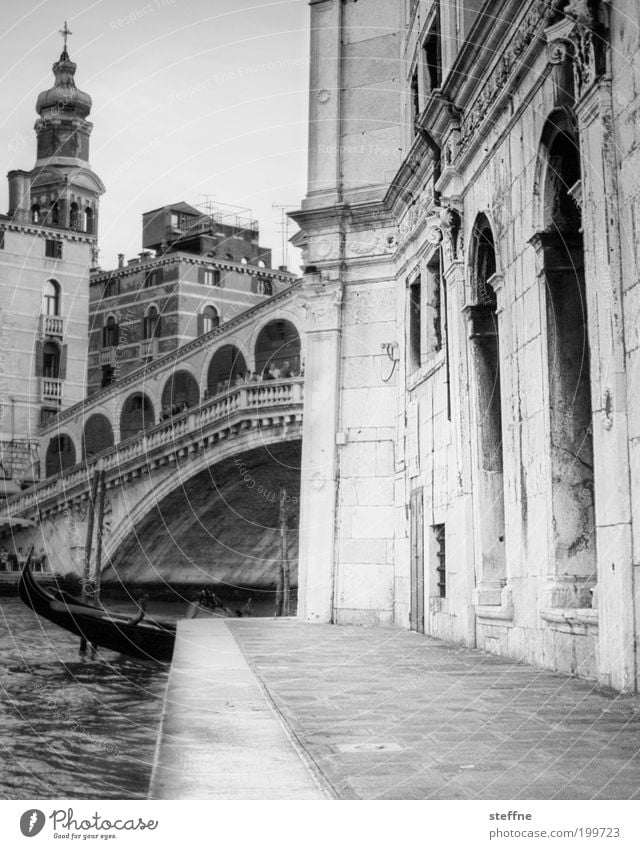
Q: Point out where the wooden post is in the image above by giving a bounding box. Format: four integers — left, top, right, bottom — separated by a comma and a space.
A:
93, 470, 107, 605
80, 467, 100, 654
281, 489, 290, 617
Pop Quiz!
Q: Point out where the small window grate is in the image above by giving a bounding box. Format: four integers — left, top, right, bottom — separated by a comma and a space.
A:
434, 523, 446, 598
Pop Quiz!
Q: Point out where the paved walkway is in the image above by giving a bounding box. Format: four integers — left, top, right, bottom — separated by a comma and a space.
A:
151, 618, 640, 800
148, 619, 329, 799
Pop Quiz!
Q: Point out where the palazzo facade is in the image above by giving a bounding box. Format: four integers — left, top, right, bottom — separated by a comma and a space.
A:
293, 0, 640, 691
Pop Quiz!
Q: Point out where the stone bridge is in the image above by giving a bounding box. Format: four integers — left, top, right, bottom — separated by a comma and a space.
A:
1, 284, 306, 601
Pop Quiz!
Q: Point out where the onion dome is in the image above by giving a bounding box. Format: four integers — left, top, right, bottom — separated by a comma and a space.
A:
35, 49, 92, 120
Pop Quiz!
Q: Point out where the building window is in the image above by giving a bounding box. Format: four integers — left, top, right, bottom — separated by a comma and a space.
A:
104, 277, 120, 298
43, 341, 61, 378
101, 365, 115, 388
143, 306, 161, 339
423, 14, 442, 92
45, 239, 63, 259
102, 315, 119, 347
433, 523, 446, 598
253, 277, 273, 296
49, 202, 60, 227
410, 68, 420, 132
85, 207, 94, 234
31, 204, 40, 223
69, 202, 80, 230
201, 305, 220, 334
202, 268, 221, 287
43, 280, 61, 316
408, 275, 421, 372
144, 268, 163, 288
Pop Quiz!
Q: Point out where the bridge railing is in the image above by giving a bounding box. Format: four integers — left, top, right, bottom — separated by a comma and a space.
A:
0, 378, 304, 517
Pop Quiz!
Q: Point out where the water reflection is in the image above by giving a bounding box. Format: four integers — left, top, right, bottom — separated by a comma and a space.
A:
0, 598, 174, 799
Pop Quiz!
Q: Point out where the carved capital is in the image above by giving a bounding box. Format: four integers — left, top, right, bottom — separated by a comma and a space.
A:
300, 275, 343, 332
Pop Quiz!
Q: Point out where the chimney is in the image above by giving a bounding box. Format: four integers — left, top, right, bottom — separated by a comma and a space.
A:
117, 253, 125, 268
7, 170, 31, 224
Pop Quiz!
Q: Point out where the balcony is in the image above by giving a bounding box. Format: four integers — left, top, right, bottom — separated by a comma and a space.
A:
140, 338, 158, 359
40, 314, 64, 337
41, 378, 63, 404
99, 348, 117, 366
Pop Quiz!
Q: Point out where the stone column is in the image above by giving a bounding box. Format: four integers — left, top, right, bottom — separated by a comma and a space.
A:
297, 274, 343, 622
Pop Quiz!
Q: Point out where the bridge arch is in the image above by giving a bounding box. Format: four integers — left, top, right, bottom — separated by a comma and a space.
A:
253, 318, 301, 377
83, 413, 114, 458
120, 392, 155, 441
161, 369, 200, 415
45, 433, 76, 477
206, 345, 248, 395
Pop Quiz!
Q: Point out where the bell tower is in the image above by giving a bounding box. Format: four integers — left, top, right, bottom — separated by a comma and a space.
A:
19, 22, 104, 241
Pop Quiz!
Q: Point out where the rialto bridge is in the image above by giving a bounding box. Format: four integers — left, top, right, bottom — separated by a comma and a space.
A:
0, 284, 306, 600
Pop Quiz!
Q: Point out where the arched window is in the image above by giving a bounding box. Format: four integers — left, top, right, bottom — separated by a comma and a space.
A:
241, 257, 249, 265
43, 341, 61, 378
69, 202, 80, 230
49, 201, 59, 226
43, 280, 61, 316
45, 434, 76, 477
258, 260, 267, 268
143, 306, 161, 339
201, 305, 219, 334
85, 207, 94, 234
31, 204, 40, 224
102, 315, 119, 347
225, 253, 233, 261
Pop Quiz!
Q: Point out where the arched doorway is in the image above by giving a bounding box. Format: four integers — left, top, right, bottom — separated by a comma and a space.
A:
83, 414, 114, 458
120, 393, 154, 441
45, 434, 76, 477
254, 320, 301, 377
207, 346, 247, 395
538, 113, 594, 584
161, 371, 200, 414
467, 214, 505, 601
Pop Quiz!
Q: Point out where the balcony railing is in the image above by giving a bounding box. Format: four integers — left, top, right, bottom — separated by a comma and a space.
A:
1, 378, 304, 517
99, 348, 116, 366
40, 315, 64, 337
140, 338, 158, 358
41, 378, 63, 403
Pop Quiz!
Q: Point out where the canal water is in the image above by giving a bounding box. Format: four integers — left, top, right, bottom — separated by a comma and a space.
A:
0, 597, 181, 800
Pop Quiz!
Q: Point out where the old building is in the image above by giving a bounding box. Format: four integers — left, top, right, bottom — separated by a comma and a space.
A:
0, 38, 103, 494
293, 0, 640, 691
88, 201, 298, 395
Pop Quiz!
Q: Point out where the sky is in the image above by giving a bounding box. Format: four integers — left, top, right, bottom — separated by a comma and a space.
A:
0, 0, 311, 271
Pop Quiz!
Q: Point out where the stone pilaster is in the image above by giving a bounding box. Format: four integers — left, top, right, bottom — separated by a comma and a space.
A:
297, 273, 343, 622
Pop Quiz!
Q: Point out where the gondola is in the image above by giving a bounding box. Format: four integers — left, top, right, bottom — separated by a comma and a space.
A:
18, 559, 176, 662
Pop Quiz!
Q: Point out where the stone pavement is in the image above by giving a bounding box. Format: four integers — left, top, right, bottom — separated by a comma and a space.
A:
148, 619, 329, 799
226, 619, 640, 800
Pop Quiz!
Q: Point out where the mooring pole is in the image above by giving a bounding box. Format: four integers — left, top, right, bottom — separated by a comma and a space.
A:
80, 466, 100, 654
93, 469, 107, 605
281, 489, 290, 617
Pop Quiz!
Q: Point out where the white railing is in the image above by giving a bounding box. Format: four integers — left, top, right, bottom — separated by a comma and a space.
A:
139, 338, 158, 358
41, 315, 64, 337
99, 348, 116, 366
41, 378, 63, 403
1, 378, 304, 517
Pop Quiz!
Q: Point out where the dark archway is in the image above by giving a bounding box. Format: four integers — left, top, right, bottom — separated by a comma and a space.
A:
45, 434, 76, 477
254, 320, 301, 376
161, 371, 200, 414
468, 213, 505, 597
207, 346, 247, 394
83, 414, 114, 458
120, 393, 154, 441
539, 113, 594, 581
